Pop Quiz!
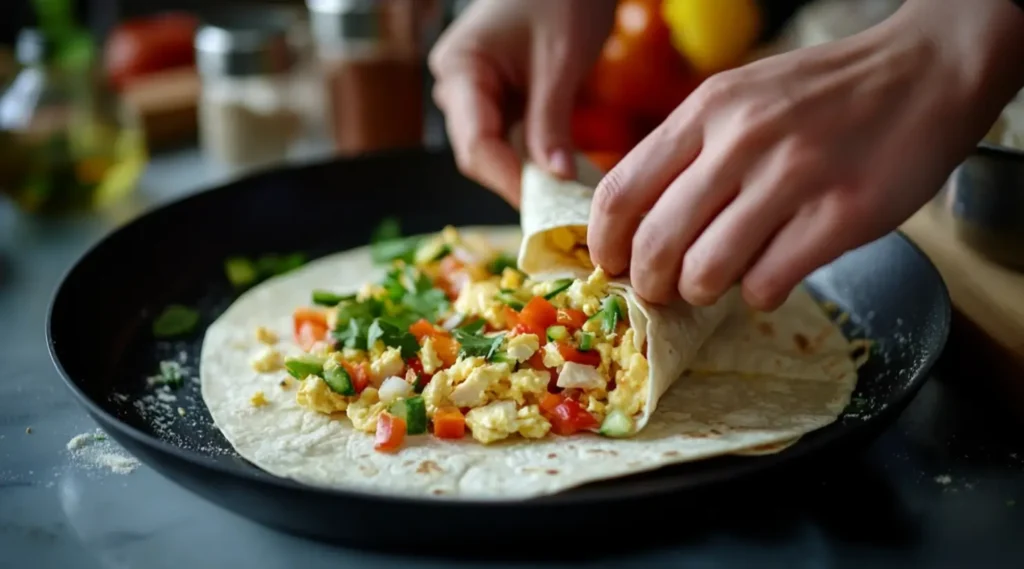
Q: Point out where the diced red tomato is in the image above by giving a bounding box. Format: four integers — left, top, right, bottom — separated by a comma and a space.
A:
433, 406, 466, 439
503, 306, 521, 329
293, 307, 328, 352
342, 361, 370, 393
539, 393, 563, 415
374, 413, 406, 452
433, 335, 460, 368
407, 356, 433, 390
410, 318, 445, 340
519, 297, 558, 337
557, 342, 602, 367
548, 398, 599, 436
556, 308, 589, 331
438, 256, 470, 299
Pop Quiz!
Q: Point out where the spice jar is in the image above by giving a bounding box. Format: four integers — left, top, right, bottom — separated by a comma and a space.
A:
306, 0, 426, 156
195, 14, 303, 169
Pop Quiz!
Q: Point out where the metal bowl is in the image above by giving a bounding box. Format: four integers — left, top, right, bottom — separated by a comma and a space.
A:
939, 141, 1024, 271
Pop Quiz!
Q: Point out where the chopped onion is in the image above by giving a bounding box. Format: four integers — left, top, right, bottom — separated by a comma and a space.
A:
441, 313, 464, 331
556, 362, 605, 390
378, 376, 413, 404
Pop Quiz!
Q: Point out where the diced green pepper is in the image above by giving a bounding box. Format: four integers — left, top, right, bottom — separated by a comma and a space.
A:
323, 365, 355, 395
578, 332, 595, 351
388, 396, 428, 435
312, 290, 354, 307
224, 257, 258, 289
546, 325, 569, 342
284, 354, 326, 380
543, 279, 574, 300
486, 253, 518, 275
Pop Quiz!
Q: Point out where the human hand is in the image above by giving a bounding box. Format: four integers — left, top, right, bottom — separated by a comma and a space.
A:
428, 0, 616, 206
587, 0, 1024, 310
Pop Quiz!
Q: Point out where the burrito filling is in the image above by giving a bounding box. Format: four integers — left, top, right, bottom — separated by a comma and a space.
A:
269, 227, 649, 453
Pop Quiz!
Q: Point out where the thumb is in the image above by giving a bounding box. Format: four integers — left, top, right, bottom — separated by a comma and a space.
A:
524, 53, 579, 181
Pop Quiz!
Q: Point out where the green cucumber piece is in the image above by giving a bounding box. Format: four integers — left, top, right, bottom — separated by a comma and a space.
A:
578, 332, 595, 351
599, 409, 634, 438
546, 325, 569, 342
388, 396, 428, 435
542, 278, 573, 300
415, 241, 452, 265
323, 365, 355, 395
495, 290, 525, 310
312, 290, 354, 307
284, 354, 326, 379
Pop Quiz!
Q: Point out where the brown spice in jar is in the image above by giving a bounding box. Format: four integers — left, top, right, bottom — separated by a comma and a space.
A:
326, 54, 424, 155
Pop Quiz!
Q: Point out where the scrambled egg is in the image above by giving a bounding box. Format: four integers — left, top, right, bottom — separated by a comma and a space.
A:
296, 376, 349, 414
250, 348, 283, 373
254, 326, 278, 345
450, 362, 511, 407
250, 390, 268, 408
607, 330, 648, 417
542, 343, 565, 368
419, 337, 443, 374
566, 268, 609, 316
506, 333, 540, 363
499, 267, 523, 290
370, 347, 404, 381
454, 279, 507, 327
465, 400, 551, 444
508, 369, 549, 403
347, 387, 386, 433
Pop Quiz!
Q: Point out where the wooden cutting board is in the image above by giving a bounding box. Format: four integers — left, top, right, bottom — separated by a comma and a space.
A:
900, 203, 1024, 414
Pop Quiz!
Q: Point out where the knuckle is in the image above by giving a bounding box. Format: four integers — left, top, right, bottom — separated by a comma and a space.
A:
741, 274, 784, 312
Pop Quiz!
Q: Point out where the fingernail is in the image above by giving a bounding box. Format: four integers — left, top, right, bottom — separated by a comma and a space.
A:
547, 149, 573, 179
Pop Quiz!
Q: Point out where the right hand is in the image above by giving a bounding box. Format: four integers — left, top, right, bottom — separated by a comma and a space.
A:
428, 0, 617, 206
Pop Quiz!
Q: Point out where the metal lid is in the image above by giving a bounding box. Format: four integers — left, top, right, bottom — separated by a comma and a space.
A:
195, 12, 296, 78
306, 0, 386, 47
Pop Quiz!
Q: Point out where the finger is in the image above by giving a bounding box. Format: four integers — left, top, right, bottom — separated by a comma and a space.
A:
741, 196, 880, 311
524, 50, 579, 181
627, 150, 744, 304
588, 114, 703, 276
679, 151, 818, 306
434, 73, 522, 205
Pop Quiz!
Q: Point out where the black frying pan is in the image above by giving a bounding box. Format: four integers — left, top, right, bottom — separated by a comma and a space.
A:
47, 149, 950, 552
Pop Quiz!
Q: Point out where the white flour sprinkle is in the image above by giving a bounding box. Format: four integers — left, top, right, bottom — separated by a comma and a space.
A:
934, 474, 952, 485
65, 429, 141, 475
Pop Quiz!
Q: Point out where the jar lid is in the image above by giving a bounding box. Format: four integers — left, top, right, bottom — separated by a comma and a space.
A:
306, 0, 386, 47
195, 11, 297, 78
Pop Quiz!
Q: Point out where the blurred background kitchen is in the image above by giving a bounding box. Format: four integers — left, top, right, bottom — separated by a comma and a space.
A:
0, 0, 1021, 218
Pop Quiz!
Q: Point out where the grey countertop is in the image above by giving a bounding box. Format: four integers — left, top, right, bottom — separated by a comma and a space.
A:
2, 147, 1024, 569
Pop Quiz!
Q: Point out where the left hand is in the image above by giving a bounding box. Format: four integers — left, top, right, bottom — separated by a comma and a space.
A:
587, 0, 1024, 311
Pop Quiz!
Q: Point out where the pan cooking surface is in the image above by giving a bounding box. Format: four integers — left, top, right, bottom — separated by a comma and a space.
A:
47, 150, 950, 541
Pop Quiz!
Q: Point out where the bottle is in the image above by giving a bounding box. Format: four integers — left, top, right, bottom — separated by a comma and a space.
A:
194, 12, 303, 170
0, 27, 147, 214
306, 0, 427, 156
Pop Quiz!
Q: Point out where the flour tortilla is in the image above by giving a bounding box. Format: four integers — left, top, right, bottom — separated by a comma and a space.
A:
201, 226, 857, 501
517, 157, 741, 432
517, 157, 859, 455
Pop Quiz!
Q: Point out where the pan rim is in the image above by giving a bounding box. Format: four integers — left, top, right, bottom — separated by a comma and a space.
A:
45, 154, 951, 508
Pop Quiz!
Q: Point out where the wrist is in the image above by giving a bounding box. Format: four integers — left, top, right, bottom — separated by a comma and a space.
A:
894, 0, 1024, 112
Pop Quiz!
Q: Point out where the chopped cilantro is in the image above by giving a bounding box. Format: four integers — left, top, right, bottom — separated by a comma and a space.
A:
333, 316, 372, 351
402, 288, 449, 322
371, 217, 421, 265
152, 305, 200, 338
224, 252, 306, 290
452, 323, 505, 361
486, 253, 518, 275
367, 317, 420, 358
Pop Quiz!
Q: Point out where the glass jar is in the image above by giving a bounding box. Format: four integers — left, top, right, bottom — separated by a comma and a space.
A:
306, 0, 435, 156
195, 13, 304, 170
0, 28, 147, 215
